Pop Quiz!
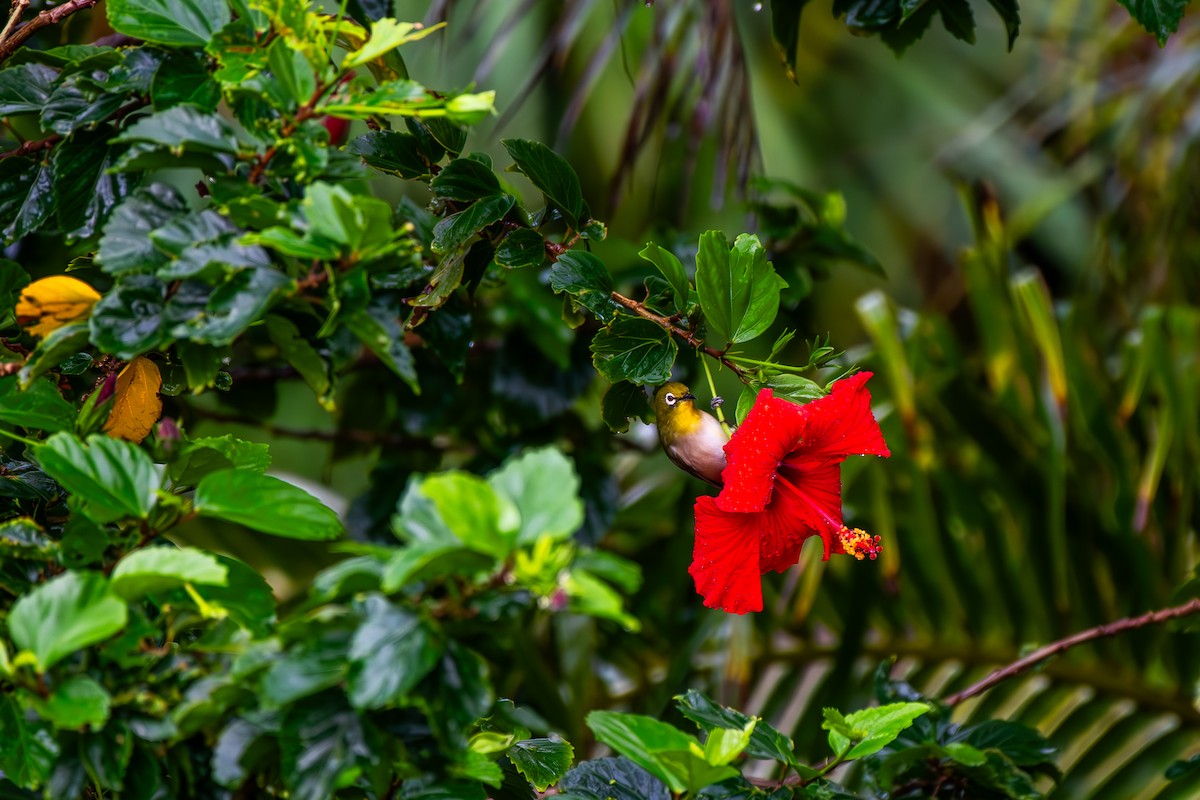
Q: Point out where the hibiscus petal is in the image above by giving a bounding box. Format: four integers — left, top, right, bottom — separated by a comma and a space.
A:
793, 372, 890, 462
716, 389, 807, 513
758, 510, 808, 574
774, 459, 843, 560
689, 496, 764, 614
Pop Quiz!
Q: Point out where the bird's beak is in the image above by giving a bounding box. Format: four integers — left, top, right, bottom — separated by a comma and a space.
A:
681, 392, 696, 401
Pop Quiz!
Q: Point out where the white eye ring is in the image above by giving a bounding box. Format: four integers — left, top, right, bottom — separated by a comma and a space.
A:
664, 392, 677, 406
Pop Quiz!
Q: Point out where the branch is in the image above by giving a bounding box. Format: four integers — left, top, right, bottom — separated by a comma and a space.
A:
609, 291, 748, 380
1, 97, 148, 160
0, 0, 97, 66
942, 598, 1200, 706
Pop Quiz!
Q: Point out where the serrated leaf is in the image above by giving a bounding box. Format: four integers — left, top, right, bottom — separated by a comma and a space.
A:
0, 695, 57, 788
431, 194, 514, 254
0, 377, 75, 433
432, 156, 503, 202
109, 546, 228, 599
559, 757, 670, 800
601, 380, 652, 433
674, 689, 798, 766
0, 63, 57, 115
590, 317, 677, 385
35, 433, 160, 523
695, 232, 783, 346
7, 570, 128, 670
344, 302, 419, 393
639, 242, 690, 313
88, 275, 166, 359
195, 469, 344, 540
18, 322, 91, 388
266, 315, 333, 410
502, 139, 586, 227
348, 130, 431, 178
1116, 0, 1187, 45
507, 738, 574, 792
107, 0, 231, 46
826, 702, 930, 760
97, 183, 187, 275
494, 228, 545, 269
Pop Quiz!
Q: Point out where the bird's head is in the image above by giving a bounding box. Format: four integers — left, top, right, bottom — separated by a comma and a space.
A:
653, 382, 701, 439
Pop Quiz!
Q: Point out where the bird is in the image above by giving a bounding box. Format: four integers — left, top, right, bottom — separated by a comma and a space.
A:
653, 382, 730, 486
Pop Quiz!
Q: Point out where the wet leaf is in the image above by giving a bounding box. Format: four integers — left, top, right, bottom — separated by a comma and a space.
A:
103, 356, 163, 443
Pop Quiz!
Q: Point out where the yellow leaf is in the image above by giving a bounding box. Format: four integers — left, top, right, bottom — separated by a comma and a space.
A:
103, 357, 163, 443
15, 276, 102, 338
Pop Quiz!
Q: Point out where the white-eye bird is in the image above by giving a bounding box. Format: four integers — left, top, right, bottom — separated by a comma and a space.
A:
653, 382, 730, 486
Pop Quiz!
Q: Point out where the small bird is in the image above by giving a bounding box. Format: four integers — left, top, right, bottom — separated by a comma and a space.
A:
653, 382, 730, 486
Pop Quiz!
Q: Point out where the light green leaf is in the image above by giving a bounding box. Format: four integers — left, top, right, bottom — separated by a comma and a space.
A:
32, 675, 111, 729
7, 570, 128, 670
107, 0, 231, 45
343, 19, 446, 69
695, 231, 783, 346
825, 702, 930, 760
110, 546, 229, 599
416, 472, 515, 558
507, 737, 575, 792
487, 447, 584, 545
195, 470, 344, 540
586, 711, 734, 794
0, 376, 75, 432
703, 721, 755, 767
34, 433, 160, 523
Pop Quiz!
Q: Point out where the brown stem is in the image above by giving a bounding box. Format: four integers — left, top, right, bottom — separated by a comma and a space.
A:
0, 0, 96, 66
609, 291, 749, 380
0, 0, 29, 48
942, 598, 1200, 706
247, 81, 336, 183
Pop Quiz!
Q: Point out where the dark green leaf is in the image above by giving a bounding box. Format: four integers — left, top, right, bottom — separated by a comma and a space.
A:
432, 156, 503, 201
263, 640, 349, 706
97, 184, 187, 275
590, 317, 677, 385
961, 720, 1057, 767
88, 274, 167, 359
495, 228, 546, 269
39, 79, 125, 136
18, 322, 90, 387
347, 595, 442, 709
1167, 754, 1200, 781
507, 738, 574, 792
639, 242, 690, 313
431, 194, 515, 254
674, 690, 798, 766
550, 250, 617, 321
0, 696, 56, 789
344, 301, 419, 392
502, 139, 586, 227
280, 694, 376, 800
984, 0, 1019, 49
212, 717, 274, 789
112, 104, 242, 155
881, 3, 938, 58
266, 315, 332, 408
82, 721, 134, 790
348, 130, 431, 179
192, 555, 276, 637
768, 1, 813, 82
937, 0, 976, 43
195, 469, 344, 540
31, 676, 111, 730
50, 128, 135, 241
423, 117, 468, 155
559, 758, 670, 800
167, 268, 293, 345
34, 433, 160, 523
107, 0, 232, 46
1116, 0, 1187, 45
0, 64, 57, 115
0, 158, 53, 242
0, 377, 75, 432
0, 517, 54, 558
109, 546, 228, 599
7, 570, 128, 670
601, 380, 652, 433
0, 258, 27, 320
151, 49, 222, 111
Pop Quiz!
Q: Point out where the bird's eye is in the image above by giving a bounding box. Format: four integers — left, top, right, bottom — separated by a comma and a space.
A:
664, 392, 676, 406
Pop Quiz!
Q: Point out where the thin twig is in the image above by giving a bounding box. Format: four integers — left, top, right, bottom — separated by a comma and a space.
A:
0, 0, 96, 66
942, 598, 1200, 706
0, 0, 30, 47
609, 290, 748, 380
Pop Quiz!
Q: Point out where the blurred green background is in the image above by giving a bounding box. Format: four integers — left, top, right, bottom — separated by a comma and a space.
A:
177, 2, 1200, 796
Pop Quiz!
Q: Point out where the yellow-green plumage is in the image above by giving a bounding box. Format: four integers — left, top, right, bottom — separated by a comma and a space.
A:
654, 382, 729, 486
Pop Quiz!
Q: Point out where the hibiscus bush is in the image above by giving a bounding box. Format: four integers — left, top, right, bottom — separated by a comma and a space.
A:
1, 0, 1199, 799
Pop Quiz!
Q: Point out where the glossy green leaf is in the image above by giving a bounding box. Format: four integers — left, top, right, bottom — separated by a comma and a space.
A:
507, 738, 575, 792
35, 433, 160, 523
346, 595, 442, 709
702, 721, 755, 767
267, 38, 316, 106
50, 128, 135, 241
502, 139, 586, 227
937, 0, 976, 43
110, 546, 229, 599
494, 228, 546, 269
432, 156, 503, 202
32, 675, 111, 730
674, 689, 798, 766
167, 268, 293, 346
266, 315, 333, 410
586, 711, 735, 794
347, 130, 431, 179
0, 157, 53, 242
601, 380, 652, 433
590, 317, 677, 386
262, 639, 350, 706
0, 64, 56, 115
551, 251, 617, 321
107, 0, 231, 46
487, 447, 584, 545
7, 570, 128, 670
825, 702, 930, 760
39, 79, 126, 137
192, 555, 276, 637
0, 377, 75, 432
431, 194, 514, 254
279, 694, 376, 800
112, 104, 241, 155
0, 696, 56, 789
1117, 0, 1187, 45
97, 183, 187, 275
88, 275, 167, 358
344, 302, 419, 393
695, 232, 783, 346
151, 49, 222, 110
559, 758, 670, 800
639, 242, 690, 313
984, 0, 1020, 49
195, 469, 344, 540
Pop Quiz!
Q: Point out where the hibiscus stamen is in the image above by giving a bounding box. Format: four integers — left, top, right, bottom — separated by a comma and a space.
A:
837, 526, 883, 561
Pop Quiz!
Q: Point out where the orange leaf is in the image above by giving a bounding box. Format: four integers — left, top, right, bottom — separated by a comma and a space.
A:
15, 276, 102, 337
103, 357, 163, 443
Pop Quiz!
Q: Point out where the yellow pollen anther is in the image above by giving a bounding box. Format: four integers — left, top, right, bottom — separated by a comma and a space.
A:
838, 526, 883, 561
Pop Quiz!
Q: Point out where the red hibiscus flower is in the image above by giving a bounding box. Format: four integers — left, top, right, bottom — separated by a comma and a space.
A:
688, 372, 891, 614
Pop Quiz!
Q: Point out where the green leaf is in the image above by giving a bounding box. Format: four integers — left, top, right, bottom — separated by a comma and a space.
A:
502, 139, 586, 227
702, 721, 755, 767
348, 130, 431, 179
432, 156, 504, 203
319, 80, 494, 124
0, 376, 75, 432
961, 720, 1057, 767
107, 0, 232, 46
495, 228, 546, 269
0, 63, 57, 115
431, 194, 515, 254
346, 595, 442, 709
168, 434, 270, 484
109, 546, 228, 599
192, 555, 276, 637
1116, 0, 1187, 45
151, 48, 222, 110
639, 242, 690, 313
984, 0, 1020, 49
0, 695, 56, 789
7, 570, 128, 670
551, 251, 617, 321
942, 741, 988, 767
559, 758, 670, 800
49, 128, 136, 241
417, 471, 514, 558
590, 317, 677, 385
344, 302, 419, 393
18, 322, 90, 387
112, 104, 242, 155
195, 470, 344, 540
601, 380, 652, 433
343, 18, 445, 69
487, 447, 584, 545
586, 711, 735, 794
937, 0, 976, 43
35, 433, 160, 523
31, 675, 111, 730
263, 639, 350, 707
0, 517, 55, 558
758, 374, 824, 405
279, 694, 375, 800
38, 79, 125, 137
88, 275, 166, 359
0, 157, 53, 242
674, 689, 798, 766
696, 232, 783, 346
267, 37, 316, 107
380, 543, 494, 591
97, 184, 187, 275
166, 268, 294, 346
266, 315, 333, 410
825, 702, 930, 760
507, 738, 575, 792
